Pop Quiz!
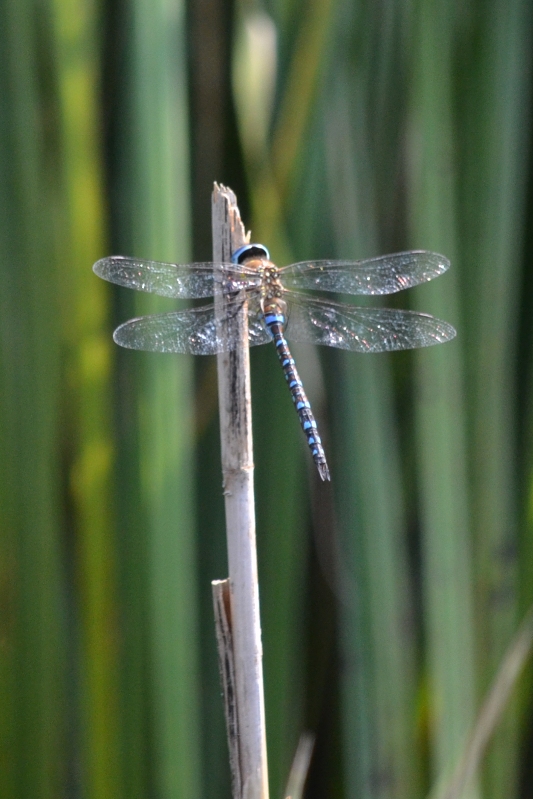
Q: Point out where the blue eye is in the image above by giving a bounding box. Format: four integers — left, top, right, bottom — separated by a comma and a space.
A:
231, 243, 270, 264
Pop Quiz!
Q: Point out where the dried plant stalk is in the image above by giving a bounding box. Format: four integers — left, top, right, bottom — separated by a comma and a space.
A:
211, 184, 269, 799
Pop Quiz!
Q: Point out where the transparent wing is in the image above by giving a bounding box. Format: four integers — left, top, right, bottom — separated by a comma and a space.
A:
283, 292, 456, 352
93, 256, 261, 299
112, 298, 271, 354
280, 250, 450, 295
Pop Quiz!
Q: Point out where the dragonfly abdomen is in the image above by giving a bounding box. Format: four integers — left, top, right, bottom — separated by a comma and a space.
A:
263, 302, 330, 482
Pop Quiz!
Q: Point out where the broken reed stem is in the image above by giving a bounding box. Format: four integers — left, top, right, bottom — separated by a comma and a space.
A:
211, 183, 269, 799
212, 579, 241, 799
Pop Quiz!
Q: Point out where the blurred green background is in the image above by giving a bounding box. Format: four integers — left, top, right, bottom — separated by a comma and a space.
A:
2, 0, 533, 797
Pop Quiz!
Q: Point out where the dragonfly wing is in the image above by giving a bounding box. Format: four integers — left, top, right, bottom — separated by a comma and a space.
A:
280, 250, 450, 295
283, 293, 456, 352
113, 299, 271, 354
248, 307, 272, 347
93, 256, 260, 299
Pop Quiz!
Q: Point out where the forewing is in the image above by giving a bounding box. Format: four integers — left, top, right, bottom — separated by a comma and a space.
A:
113, 299, 271, 354
283, 293, 456, 352
93, 256, 260, 299
280, 250, 450, 295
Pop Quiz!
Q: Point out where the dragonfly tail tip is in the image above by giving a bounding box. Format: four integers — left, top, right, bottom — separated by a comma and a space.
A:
318, 463, 331, 481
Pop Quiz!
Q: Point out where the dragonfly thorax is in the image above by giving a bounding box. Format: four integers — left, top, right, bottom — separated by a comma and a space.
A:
244, 258, 284, 301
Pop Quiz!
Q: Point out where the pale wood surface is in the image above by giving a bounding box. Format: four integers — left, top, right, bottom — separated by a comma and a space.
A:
212, 183, 269, 799
212, 579, 241, 799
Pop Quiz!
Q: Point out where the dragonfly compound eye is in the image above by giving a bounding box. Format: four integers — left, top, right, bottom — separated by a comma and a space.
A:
231, 243, 270, 264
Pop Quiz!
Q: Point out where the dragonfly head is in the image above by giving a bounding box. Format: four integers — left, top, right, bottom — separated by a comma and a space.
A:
231, 243, 270, 264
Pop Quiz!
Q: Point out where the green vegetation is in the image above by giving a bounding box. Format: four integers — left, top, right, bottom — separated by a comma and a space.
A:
1, 0, 532, 797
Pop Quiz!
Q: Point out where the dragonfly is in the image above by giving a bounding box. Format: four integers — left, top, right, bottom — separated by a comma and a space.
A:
93, 243, 456, 481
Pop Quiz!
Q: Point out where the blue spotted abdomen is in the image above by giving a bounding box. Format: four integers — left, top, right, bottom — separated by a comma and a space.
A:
263, 302, 330, 481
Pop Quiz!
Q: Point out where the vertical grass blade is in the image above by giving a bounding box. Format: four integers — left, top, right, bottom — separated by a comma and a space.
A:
112, 0, 201, 796
324, 57, 419, 799
456, 1, 533, 795
51, 0, 123, 794
0, 2, 65, 796
408, 2, 478, 796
